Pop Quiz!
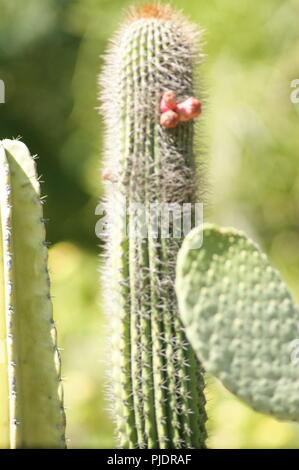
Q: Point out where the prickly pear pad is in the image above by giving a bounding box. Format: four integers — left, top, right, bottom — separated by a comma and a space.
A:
176, 224, 299, 421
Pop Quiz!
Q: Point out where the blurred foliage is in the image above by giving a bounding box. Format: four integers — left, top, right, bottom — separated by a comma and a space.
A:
1, 0, 299, 449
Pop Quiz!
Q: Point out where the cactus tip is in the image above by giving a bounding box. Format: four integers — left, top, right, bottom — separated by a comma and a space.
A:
135, 3, 171, 20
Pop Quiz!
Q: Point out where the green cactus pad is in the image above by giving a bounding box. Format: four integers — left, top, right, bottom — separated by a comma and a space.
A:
176, 223, 299, 421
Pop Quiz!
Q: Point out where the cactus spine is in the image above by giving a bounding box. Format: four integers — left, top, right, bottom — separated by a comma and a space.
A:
100, 5, 207, 448
0, 140, 66, 449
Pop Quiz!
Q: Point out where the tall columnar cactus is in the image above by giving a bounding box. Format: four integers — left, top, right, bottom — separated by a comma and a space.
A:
0, 139, 66, 449
100, 4, 206, 448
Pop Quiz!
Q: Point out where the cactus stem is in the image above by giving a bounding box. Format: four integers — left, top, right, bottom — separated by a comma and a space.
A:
0, 140, 66, 449
100, 3, 207, 449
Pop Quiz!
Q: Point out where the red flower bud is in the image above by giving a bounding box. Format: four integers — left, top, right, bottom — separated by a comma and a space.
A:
160, 90, 177, 112
160, 110, 180, 128
177, 97, 202, 122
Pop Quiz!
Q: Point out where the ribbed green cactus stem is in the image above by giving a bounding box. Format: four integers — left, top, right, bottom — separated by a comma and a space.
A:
100, 4, 207, 449
0, 139, 66, 449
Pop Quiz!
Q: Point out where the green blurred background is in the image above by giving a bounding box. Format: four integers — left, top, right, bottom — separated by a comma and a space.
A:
1, 0, 299, 449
